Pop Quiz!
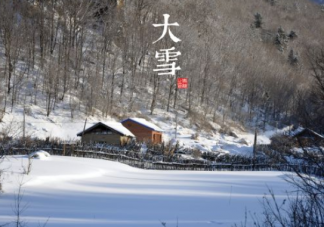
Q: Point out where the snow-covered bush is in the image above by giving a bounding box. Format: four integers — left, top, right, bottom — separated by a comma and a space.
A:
256, 151, 323, 227
192, 149, 202, 159
236, 143, 324, 227
28, 150, 51, 160
237, 138, 249, 146
269, 134, 294, 153
23, 151, 50, 175
191, 133, 199, 140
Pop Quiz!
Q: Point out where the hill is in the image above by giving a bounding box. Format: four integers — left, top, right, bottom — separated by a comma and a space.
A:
0, 0, 323, 148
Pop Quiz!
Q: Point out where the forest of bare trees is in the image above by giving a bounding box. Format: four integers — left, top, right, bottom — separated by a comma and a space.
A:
0, 0, 323, 133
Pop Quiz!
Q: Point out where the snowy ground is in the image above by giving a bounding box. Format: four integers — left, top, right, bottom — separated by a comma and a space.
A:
146, 109, 291, 155
0, 103, 291, 156
0, 155, 294, 227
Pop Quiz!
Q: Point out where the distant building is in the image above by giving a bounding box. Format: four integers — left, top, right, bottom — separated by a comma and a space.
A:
121, 118, 163, 144
291, 128, 324, 146
77, 122, 135, 145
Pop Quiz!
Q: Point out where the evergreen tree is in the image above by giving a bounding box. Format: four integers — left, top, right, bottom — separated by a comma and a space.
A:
265, 0, 276, 6
274, 27, 288, 51
274, 36, 283, 51
288, 30, 297, 40
288, 49, 298, 65
254, 13, 263, 28
270, 0, 276, 6
277, 27, 287, 40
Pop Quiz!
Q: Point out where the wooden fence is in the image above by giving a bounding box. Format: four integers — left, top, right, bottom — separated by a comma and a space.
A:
5, 146, 323, 176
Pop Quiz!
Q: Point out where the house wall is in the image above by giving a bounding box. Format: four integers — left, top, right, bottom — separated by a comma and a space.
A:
294, 136, 323, 147
82, 133, 121, 145
122, 120, 152, 142
122, 120, 162, 144
294, 130, 324, 146
79, 123, 133, 145
152, 131, 163, 144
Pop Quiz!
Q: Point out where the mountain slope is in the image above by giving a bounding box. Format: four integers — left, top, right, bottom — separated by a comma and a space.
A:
0, 0, 323, 148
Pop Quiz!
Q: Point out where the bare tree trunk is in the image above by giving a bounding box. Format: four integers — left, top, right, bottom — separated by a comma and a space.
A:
167, 78, 175, 112
150, 74, 160, 115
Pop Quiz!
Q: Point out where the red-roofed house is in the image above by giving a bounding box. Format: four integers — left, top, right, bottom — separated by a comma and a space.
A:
121, 118, 163, 144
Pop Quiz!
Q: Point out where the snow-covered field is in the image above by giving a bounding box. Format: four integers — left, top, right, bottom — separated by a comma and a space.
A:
0, 155, 293, 227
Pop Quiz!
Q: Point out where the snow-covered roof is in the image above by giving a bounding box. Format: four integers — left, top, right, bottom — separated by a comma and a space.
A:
290, 127, 324, 139
289, 127, 304, 137
77, 122, 135, 137
102, 122, 135, 137
121, 118, 163, 132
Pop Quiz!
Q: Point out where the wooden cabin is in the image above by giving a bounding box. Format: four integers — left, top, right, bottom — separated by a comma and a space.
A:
121, 118, 163, 144
292, 128, 324, 147
77, 122, 135, 145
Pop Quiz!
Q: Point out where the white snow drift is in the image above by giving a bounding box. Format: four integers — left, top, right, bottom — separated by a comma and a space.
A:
0, 155, 294, 227
28, 150, 51, 160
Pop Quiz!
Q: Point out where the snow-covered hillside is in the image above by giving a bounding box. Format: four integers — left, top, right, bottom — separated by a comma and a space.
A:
0, 101, 291, 155
0, 155, 293, 227
0, 0, 321, 156
1, 0, 323, 156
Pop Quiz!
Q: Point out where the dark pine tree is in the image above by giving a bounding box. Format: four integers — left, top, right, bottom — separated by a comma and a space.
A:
266, 0, 276, 6
254, 13, 263, 28
288, 49, 298, 66
274, 27, 288, 51
277, 27, 287, 40
288, 30, 298, 40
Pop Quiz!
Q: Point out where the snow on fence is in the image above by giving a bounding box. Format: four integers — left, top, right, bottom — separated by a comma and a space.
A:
6, 147, 324, 176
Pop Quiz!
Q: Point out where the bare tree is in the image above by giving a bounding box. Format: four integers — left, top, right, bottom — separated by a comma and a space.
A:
249, 143, 324, 227
150, 74, 160, 115
23, 156, 33, 175
13, 179, 28, 227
